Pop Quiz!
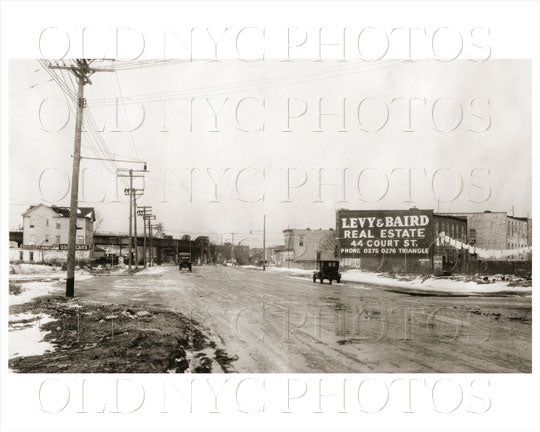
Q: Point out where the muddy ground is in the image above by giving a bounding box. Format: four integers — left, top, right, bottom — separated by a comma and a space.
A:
9, 264, 532, 373
9, 295, 237, 373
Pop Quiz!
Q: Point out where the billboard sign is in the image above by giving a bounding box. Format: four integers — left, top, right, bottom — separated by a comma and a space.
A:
336, 209, 434, 257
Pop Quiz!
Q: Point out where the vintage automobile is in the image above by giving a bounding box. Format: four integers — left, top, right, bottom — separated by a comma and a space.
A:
313, 260, 341, 284
178, 252, 192, 272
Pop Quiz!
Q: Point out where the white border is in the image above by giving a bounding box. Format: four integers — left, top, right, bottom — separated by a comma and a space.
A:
1, 1, 538, 431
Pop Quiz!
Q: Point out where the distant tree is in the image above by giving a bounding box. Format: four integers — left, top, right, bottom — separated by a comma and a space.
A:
319, 231, 337, 252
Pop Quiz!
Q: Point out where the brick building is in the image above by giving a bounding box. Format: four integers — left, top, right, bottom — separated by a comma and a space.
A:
444, 211, 531, 260
433, 213, 469, 272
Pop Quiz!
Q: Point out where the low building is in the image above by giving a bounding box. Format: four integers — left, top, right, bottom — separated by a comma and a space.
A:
11, 204, 96, 264
22, 204, 95, 248
281, 227, 336, 268
273, 245, 294, 267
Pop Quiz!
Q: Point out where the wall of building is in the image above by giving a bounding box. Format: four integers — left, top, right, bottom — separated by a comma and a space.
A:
506, 217, 529, 250
10, 247, 91, 263
23, 205, 60, 246
446, 212, 508, 249
79, 217, 94, 245
274, 249, 294, 267
283, 228, 335, 262
434, 215, 468, 242
444, 212, 531, 261
23, 206, 93, 247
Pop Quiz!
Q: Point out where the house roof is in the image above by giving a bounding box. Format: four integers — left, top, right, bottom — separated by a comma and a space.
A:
22, 204, 96, 221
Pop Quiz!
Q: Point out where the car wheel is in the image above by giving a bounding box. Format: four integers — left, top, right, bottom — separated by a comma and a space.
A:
319, 277, 324, 284
337, 277, 341, 283
312, 275, 316, 283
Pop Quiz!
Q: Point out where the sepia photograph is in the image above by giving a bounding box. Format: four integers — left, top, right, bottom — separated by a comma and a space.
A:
1, 1, 538, 432
7, 57, 533, 373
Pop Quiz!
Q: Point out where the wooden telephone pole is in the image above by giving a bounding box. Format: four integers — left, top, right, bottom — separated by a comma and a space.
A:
263, 215, 266, 271
144, 214, 156, 266
137, 206, 152, 268
118, 168, 146, 274
48, 60, 112, 298
151, 223, 162, 264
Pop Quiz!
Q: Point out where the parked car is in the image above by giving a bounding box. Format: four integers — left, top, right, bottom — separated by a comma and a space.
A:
313, 260, 341, 284
178, 253, 192, 272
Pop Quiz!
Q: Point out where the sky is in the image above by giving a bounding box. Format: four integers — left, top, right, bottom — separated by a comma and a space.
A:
8, 59, 531, 246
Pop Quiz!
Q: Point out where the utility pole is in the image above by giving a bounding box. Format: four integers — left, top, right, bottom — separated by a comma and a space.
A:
263, 215, 266, 271
137, 206, 152, 268
118, 168, 146, 274
151, 223, 162, 265
48, 59, 113, 298
144, 216, 156, 266
130, 190, 144, 269
231, 232, 235, 265
149, 222, 153, 266
128, 170, 133, 273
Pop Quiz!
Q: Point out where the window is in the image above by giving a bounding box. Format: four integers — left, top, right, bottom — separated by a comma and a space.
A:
29, 218, 35, 228
469, 229, 476, 245
45, 219, 49, 227
19, 251, 23, 261
29, 252, 34, 261
56, 221, 61, 229
77, 235, 84, 244
44, 235, 49, 243
56, 235, 60, 244
299, 236, 304, 247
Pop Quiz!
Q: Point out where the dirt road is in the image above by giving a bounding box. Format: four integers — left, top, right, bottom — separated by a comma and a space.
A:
73, 265, 531, 373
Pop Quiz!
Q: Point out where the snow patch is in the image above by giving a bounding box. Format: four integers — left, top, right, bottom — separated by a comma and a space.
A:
9, 281, 63, 306
9, 272, 93, 306
10, 263, 61, 275
9, 312, 55, 359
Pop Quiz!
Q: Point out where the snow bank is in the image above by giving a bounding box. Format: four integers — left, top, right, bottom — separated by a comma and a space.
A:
135, 265, 170, 275
9, 312, 55, 359
238, 265, 261, 270
10, 263, 61, 275
342, 270, 531, 295
267, 266, 314, 275
267, 266, 531, 295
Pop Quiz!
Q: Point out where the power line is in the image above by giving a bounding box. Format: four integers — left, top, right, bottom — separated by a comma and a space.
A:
113, 68, 141, 161
46, 59, 113, 298
87, 60, 411, 107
